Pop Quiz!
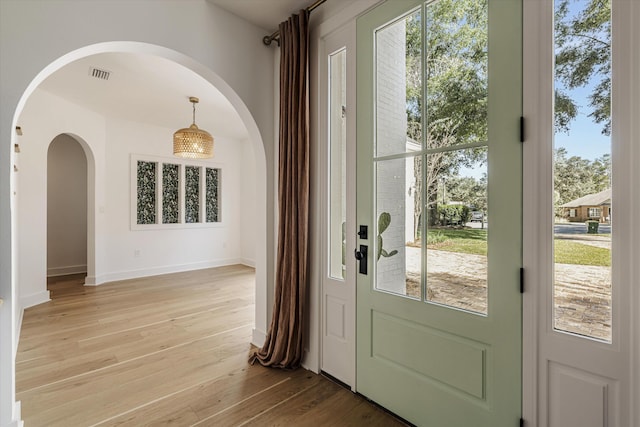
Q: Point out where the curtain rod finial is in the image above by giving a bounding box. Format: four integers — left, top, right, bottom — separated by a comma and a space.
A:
263, 35, 280, 46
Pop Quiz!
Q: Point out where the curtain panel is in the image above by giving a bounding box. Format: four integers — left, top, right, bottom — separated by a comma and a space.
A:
250, 9, 310, 369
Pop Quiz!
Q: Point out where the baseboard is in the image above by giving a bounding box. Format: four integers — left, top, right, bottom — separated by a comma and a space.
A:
301, 348, 320, 374
14, 308, 24, 358
99, 258, 245, 284
47, 264, 87, 277
84, 275, 98, 286
19, 290, 50, 309
252, 328, 266, 348
1, 400, 24, 427
240, 258, 256, 268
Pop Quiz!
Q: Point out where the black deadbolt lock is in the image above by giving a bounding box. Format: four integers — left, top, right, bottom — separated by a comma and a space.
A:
357, 225, 368, 239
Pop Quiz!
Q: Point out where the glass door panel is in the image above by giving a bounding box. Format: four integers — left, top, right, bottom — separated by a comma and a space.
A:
329, 48, 347, 280
426, 148, 488, 315
375, 156, 420, 298
553, 0, 612, 342
372, 0, 490, 315
375, 9, 421, 158
425, 0, 488, 148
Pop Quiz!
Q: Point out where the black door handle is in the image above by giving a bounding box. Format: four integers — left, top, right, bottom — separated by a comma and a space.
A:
354, 245, 368, 274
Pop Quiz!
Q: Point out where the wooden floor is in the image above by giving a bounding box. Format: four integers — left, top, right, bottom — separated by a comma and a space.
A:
16, 265, 405, 426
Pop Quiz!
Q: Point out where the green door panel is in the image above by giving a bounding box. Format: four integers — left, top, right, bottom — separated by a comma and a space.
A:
356, 0, 522, 425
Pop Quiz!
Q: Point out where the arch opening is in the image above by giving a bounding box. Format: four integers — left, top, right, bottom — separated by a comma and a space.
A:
46, 134, 92, 286
10, 40, 269, 359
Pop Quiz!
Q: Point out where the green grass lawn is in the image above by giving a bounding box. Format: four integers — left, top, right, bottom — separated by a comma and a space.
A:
423, 227, 611, 266
554, 240, 611, 266
426, 228, 487, 256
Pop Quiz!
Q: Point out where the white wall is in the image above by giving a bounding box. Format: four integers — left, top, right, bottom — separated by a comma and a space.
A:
240, 141, 257, 267
104, 116, 247, 281
47, 134, 88, 277
0, 2, 274, 425
17, 89, 106, 309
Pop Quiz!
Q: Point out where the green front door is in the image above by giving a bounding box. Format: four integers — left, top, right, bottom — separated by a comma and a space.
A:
355, 0, 522, 425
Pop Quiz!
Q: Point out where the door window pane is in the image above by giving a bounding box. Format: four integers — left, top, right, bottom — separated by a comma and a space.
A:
375, 9, 422, 158
375, 157, 419, 298
553, 0, 612, 341
425, 0, 488, 148
373, 0, 490, 314
426, 148, 488, 315
329, 48, 347, 280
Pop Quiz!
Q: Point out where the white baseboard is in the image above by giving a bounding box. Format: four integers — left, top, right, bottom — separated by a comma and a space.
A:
251, 328, 266, 348
84, 275, 98, 286
240, 258, 256, 268
1, 400, 24, 427
19, 291, 50, 309
301, 348, 320, 374
14, 308, 24, 358
47, 264, 87, 277
98, 258, 246, 284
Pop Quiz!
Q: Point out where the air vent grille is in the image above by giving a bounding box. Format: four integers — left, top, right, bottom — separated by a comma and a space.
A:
89, 67, 111, 80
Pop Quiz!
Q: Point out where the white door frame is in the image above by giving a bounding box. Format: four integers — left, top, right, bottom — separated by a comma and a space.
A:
307, 0, 382, 380
317, 24, 356, 388
522, 0, 640, 425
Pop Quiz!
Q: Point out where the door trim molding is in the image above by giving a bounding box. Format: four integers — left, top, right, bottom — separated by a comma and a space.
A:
306, 0, 382, 375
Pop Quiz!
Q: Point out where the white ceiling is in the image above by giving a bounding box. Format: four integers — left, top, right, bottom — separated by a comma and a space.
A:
35, 0, 312, 142
38, 52, 250, 141
208, 0, 312, 32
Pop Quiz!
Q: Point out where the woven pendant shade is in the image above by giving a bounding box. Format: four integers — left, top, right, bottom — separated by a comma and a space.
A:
173, 97, 214, 159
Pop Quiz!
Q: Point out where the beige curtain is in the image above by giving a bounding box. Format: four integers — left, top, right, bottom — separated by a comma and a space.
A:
249, 9, 310, 369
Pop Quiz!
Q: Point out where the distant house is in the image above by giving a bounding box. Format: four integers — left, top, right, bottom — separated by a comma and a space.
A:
561, 188, 611, 223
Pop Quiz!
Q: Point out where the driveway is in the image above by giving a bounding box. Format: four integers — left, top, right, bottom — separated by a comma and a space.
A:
555, 222, 612, 249
555, 222, 611, 235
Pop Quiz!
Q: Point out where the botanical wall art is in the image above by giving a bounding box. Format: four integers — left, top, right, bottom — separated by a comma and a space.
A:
206, 167, 220, 223
162, 163, 180, 224
185, 166, 200, 223
133, 156, 221, 228
137, 161, 157, 225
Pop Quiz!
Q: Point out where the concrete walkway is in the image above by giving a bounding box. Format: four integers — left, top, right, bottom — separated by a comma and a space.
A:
405, 246, 611, 341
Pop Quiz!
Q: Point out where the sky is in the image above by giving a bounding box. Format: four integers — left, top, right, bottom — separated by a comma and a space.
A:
554, 0, 611, 161
554, 86, 610, 161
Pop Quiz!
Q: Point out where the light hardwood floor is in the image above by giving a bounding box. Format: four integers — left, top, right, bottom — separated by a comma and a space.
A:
16, 265, 405, 426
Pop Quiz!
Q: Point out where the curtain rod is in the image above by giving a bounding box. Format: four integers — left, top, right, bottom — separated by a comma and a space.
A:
262, 0, 327, 46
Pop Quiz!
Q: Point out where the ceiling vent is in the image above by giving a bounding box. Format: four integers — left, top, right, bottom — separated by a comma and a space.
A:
88, 67, 111, 81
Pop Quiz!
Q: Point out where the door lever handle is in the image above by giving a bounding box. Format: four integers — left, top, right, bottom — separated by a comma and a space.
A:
354, 245, 368, 274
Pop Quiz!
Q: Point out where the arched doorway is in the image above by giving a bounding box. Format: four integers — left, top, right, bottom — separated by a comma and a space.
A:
46, 134, 89, 293
9, 43, 270, 411
12, 41, 268, 316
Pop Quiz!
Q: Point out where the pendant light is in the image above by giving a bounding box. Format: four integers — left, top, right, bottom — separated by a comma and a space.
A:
173, 96, 214, 158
